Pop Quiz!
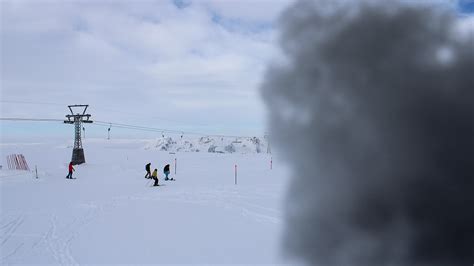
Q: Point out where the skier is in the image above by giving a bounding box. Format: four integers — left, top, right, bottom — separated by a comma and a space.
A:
66, 161, 75, 179
163, 164, 172, 180
145, 163, 151, 179
151, 168, 159, 186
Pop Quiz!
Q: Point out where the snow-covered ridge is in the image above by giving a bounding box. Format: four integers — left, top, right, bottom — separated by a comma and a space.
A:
144, 136, 270, 154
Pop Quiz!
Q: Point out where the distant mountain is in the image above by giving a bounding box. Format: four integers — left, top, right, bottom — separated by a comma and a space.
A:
144, 136, 270, 154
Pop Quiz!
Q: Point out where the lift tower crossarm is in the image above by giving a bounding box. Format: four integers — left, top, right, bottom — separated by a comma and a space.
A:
67, 104, 88, 115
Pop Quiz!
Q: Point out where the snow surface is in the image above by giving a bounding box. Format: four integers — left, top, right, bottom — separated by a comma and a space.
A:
0, 138, 289, 264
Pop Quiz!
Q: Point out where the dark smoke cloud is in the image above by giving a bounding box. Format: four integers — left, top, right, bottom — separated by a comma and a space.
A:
261, 1, 474, 265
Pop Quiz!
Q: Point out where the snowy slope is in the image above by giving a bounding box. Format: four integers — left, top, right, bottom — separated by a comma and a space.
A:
144, 136, 270, 154
0, 138, 288, 264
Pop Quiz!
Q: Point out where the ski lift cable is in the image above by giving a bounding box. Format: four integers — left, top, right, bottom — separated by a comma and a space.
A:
93, 120, 245, 138
0, 117, 255, 138
93, 121, 250, 138
1, 100, 250, 137
0, 117, 64, 122
0, 100, 212, 127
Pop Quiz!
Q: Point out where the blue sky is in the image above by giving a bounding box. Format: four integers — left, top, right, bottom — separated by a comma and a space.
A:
459, 0, 474, 13
1, 0, 472, 140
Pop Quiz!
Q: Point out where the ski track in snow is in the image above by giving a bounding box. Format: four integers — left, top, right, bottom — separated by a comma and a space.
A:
1, 198, 120, 265
1, 187, 283, 264
36, 200, 119, 265
127, 187, 283, 225
1, 215, 25, 246
41, 214, 78, 265
1, 215, 25, 262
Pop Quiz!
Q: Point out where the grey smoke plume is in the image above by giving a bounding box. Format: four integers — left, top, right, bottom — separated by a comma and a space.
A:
261, 1, 474, 265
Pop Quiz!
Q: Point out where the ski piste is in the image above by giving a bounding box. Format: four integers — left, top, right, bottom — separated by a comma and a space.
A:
1, 139, 284, 264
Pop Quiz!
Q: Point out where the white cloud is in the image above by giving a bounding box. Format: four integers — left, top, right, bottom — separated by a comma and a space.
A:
0, 0, 288, 136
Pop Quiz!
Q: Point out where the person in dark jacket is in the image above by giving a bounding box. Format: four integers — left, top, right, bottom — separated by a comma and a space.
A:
163, 164, 172, 180
145, 163, 151, 179
66, 162, 75, 179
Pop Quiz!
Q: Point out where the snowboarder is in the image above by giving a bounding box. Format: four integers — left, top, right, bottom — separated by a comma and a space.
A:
163, 164, 172, 180
152, 168, 159, 186
145, 163, 151, 179
66, 161, 75, 179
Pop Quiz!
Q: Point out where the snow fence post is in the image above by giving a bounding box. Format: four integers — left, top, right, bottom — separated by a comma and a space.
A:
235, 164, 237, 185
174, 158, 177, 175
270, 157, 273, 170
21, 154, 29, 171
19, 155, 24, 170
17, 155, 22, 170
35, 165, 38, 179
16, 154, 22, 170
14, 154, 20, 170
